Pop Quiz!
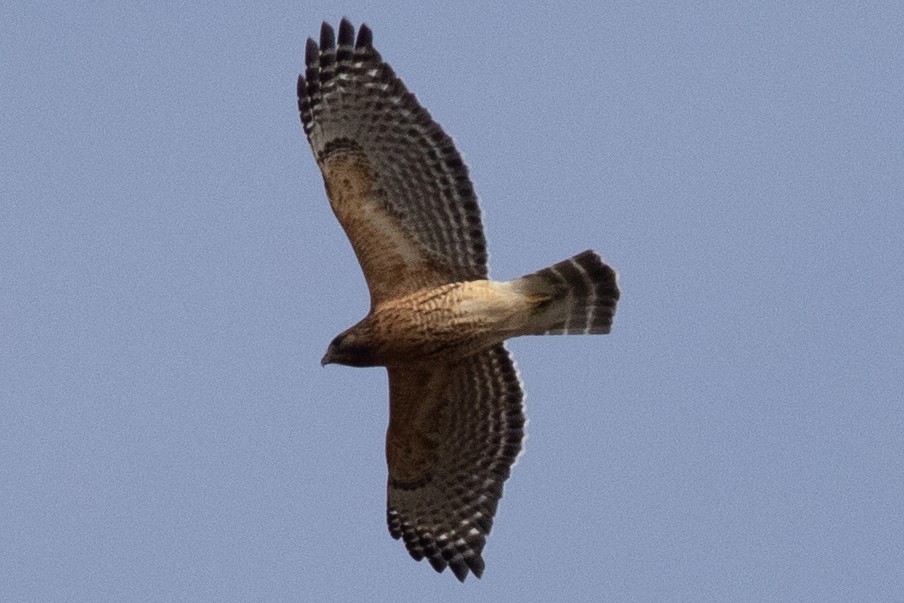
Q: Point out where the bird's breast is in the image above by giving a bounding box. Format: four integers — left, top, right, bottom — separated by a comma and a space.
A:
368, 280, 532, 364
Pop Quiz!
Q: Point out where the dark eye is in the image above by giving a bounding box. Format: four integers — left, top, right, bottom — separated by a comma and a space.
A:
331, 334, 346, 348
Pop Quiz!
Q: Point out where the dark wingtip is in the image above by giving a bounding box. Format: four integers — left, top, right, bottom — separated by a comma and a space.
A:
319, 21, 335, 50
296, 74, 304, 98
450, 560, 469, 582
304, 37, 319, 67
468, 554, 485, 579
356, 23, 373, 49
338, 18, 354, 46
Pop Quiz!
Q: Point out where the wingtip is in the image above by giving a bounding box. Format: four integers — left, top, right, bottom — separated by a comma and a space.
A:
356, 23, 373, 49
467, 553, 485, 579
447, 554, 484, 582
338, 18, 355, 46
450, 562, 469, 582
318, 18, 369, 55
304, 37, 319, 67
449, 565, 468, 582
319, 21, 335, 50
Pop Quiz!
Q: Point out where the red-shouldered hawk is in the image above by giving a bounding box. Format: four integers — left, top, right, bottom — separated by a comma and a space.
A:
298, 19, 619, 581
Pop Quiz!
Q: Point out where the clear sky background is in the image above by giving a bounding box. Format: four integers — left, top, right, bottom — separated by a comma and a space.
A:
2, 2, 902, 601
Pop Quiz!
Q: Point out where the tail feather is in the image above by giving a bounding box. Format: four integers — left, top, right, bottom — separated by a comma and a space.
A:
514, 250, 619, 335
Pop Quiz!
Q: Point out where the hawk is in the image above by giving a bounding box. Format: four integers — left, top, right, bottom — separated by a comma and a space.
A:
298, 19, 619, 581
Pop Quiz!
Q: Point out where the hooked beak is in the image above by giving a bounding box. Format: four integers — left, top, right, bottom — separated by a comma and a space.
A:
320, 347, 334, 367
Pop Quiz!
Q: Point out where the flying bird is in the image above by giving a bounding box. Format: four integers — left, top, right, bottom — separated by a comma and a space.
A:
297, 19, 619, 581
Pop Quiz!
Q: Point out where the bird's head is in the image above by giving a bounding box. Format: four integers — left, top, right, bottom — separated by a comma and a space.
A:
321, 329, 379, 367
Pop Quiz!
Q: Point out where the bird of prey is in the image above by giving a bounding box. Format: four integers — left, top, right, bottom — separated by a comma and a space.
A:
297, 19, 619, 581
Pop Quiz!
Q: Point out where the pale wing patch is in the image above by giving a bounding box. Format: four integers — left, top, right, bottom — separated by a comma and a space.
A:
321, 148, 442, 305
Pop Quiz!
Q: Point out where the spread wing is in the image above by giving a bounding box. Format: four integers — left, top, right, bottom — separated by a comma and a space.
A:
298, 19, 489, 306
385, 344, 525, 581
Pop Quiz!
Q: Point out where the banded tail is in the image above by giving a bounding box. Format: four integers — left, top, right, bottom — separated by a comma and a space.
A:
514, 250, 620, 335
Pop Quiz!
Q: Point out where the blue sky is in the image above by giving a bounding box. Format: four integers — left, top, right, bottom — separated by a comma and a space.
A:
2, 2, 902, 600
